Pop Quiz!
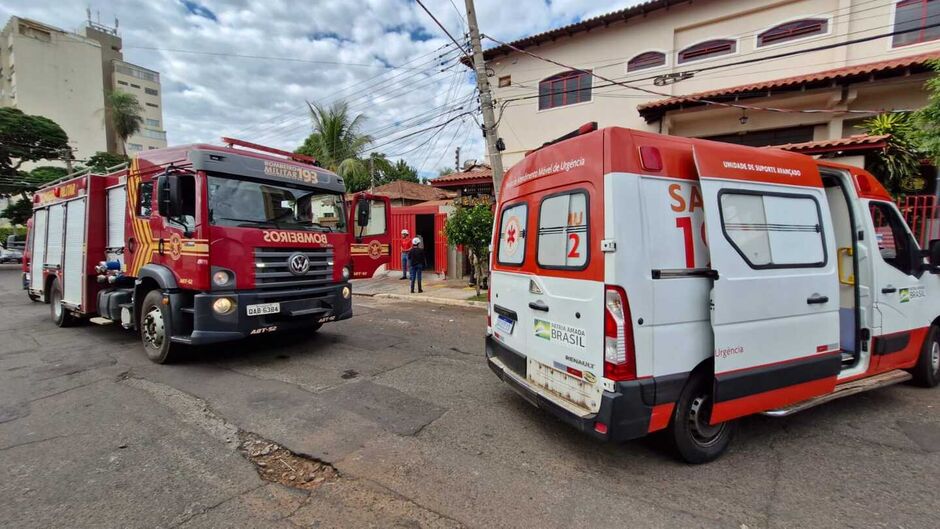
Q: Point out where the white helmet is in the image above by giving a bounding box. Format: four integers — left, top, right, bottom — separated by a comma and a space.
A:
412, 237, 421, 245
401, 229, 409, 236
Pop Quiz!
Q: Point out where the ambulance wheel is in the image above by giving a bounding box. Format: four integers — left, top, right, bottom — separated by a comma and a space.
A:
668, 372, 735, 464
140, 290, 181, 364
910, 325, 940, 388
49, 278, 76, 327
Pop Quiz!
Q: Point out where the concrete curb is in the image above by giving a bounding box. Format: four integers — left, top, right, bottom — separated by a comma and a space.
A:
355, 292, 487, 309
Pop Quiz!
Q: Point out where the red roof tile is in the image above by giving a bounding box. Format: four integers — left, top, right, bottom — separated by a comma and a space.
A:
371, 180, 455, 202
638, 52, 940, 118
771, 134, 890, 154
430, 166, 493, 186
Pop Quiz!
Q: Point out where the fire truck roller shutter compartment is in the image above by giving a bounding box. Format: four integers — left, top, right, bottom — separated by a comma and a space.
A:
107, 186, 126, 258
45, 204, 65, 269
63, 198, 87, 306
30, 209, 47, 291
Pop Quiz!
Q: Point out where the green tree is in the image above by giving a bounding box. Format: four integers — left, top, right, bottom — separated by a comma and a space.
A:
28, 166, 69, 186
915, 59, 940, 163
0, 108, 69, 192
1, 197, 33, 226
84, 151, 129, 173
296, 101, 378, 192
443, 205, 493, 297
438, 167, 455, 176
106, 90, 144, 155
863, 112, 924, 195
376, 158, 419, 185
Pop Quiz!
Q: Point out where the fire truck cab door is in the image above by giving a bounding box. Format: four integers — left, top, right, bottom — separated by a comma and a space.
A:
350, 193, 392, 279
693, 144, 841, 424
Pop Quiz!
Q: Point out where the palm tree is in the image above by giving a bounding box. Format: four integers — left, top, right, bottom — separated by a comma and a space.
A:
296, 101, 389, 192
106, 90, 144, 155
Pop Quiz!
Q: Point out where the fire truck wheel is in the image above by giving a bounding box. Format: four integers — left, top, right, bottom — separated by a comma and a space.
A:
49, 278, 76, 327
667, 372, 736, 464
140, 290, 180, 364
910, 325, 940, 388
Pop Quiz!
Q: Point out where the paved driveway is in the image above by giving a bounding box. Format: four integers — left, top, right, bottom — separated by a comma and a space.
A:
1, 264, 938, 528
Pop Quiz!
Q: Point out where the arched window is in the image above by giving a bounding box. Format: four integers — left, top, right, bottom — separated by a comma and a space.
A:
677, 39, 736, 64
538, 71, 592, 110
893, 0, 940, 47
757, 19, 828, 46
627, 51, 666, 72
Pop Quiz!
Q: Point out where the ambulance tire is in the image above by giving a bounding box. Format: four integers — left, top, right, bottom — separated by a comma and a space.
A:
910, 325, 940, 388
140, 290, 181, 364
49, 278, 77, 327
668, 372, 736, 464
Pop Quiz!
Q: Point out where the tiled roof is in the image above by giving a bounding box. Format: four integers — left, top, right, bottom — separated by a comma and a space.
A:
638, 52, 940, 119
477, 0, 678, 62
772, 134, 890, 154
371, 180, 455, 202
430, 166, 493, 186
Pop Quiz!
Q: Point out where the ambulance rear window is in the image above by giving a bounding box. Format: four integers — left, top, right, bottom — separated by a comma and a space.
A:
719, 190, 825, 269
537, 191, 588, 270
497, 203, 527, 265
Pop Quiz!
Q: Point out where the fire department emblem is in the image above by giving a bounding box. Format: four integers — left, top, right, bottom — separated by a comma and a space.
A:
503, 216, 521, 256
368, 240, 383, 260
168, 233, 183, 261
288, 252, 311, 276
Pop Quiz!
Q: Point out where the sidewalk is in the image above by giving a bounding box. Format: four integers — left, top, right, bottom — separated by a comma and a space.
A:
352, 271, 487, 308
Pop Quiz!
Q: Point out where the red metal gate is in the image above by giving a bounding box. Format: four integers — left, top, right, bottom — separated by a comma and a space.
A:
389, 212, 415, 272
435, 213, 448, 275
896, 194, 939, 247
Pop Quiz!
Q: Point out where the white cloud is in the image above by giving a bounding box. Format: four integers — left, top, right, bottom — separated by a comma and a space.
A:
0, 0, 643, 175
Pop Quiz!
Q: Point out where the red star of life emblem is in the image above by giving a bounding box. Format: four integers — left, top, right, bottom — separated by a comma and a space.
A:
507, 225, 517, 245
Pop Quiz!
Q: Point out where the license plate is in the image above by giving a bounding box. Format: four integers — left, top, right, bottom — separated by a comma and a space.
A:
495, 315, 515, 334
247, 302, 280, 316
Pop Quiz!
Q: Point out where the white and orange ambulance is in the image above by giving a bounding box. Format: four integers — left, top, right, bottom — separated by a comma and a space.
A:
486, 124, 940, 463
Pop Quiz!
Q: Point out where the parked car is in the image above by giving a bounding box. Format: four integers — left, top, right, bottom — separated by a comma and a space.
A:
0, 247, 23, 263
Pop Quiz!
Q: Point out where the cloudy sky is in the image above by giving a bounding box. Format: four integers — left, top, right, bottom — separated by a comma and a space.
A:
0, 0, 639, 176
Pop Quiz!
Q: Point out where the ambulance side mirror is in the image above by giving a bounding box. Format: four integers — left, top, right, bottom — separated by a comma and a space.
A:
157, 173, 182, 219
928, 239, 940, 273
356, 199, 371, 228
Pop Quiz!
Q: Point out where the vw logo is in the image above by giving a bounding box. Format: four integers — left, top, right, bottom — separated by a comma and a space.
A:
287, 253, 310, 276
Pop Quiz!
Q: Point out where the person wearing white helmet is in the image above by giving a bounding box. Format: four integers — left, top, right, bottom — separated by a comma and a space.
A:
407, 237, 426, 293
399, 229, 413, 279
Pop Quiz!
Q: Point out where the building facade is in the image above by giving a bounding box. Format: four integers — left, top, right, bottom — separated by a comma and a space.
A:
0, 16, 166, 165
486, 0, 940, 171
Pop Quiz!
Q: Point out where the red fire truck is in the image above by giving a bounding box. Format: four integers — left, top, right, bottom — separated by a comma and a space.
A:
21, 138, 391, 363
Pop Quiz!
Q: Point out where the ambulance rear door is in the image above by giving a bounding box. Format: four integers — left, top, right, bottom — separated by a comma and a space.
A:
693, 143, 841, 424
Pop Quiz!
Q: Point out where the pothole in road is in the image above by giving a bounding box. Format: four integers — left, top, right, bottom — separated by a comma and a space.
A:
239, 433, 338, 490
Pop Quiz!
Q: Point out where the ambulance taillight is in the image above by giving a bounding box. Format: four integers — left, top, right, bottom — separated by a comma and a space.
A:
604, 285, 637, 381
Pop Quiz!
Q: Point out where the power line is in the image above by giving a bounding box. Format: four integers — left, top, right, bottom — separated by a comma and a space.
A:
415, 0, 474, 65
126, 46, 442, 70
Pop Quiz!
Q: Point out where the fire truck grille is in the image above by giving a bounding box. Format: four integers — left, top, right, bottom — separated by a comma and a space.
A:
253, 248, 335, 290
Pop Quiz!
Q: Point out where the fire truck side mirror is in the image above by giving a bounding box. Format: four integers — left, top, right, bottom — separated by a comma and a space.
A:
356, 199, 371, 228
157, 174, 182, 219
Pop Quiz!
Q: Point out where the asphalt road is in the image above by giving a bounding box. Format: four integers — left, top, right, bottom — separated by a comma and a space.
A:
1, 263, 939, 529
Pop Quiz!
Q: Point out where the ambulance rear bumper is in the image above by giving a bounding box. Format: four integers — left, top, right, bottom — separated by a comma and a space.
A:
485, 335, 654, 443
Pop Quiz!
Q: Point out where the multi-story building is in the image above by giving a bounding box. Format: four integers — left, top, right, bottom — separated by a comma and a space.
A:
0, 15, 166, 165
485, 0, 940, 174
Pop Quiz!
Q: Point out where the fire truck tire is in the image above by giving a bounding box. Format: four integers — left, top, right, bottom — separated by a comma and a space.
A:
140, 290, 181, 364
49, 278, 77, 327
667, 371, 736, 464
910, 325, 940, 388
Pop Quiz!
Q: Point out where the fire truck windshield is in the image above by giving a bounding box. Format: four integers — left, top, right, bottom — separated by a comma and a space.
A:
207, 174, 347, 232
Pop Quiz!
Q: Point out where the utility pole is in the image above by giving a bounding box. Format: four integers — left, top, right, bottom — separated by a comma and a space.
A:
455, 146, 461, 172
464, 0, 504, 198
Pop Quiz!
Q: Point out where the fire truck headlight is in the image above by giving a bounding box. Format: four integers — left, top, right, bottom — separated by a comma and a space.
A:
342, 266, 351, 280
212, 297, 235, 315
342, 287, 351, 299
212, 270, 231, 287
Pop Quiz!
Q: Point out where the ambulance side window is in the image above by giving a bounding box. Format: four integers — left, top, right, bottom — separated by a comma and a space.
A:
537, 191, 588, 269
869, 201, 918, 275
719, 190, 825, 269
137, 182, 153, 217
497, 203, 527, 265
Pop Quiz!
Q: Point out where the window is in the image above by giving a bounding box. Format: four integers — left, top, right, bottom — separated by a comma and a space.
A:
537, 191, 588, 269
130, 83, 140, 89
627, 51, 666, 72
146, 118, 160, 127
127, 143, 143, 151
137, 181, 153, 217
117, 80, 128, 86
145, 87, 158, 96
758, 19, 828, 46
354, 200, 387, 236
678, 39, 736, 63
869, 201, 919, 274
498, 75, 511, 88
497, 203, 527, 265
720, 191, 825, 268
146, 102, 158, 108
893, 0, 940, 46
538, 71, 592, 110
